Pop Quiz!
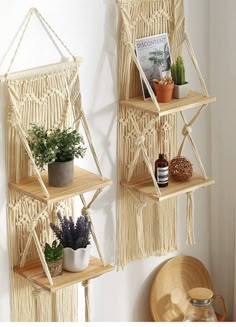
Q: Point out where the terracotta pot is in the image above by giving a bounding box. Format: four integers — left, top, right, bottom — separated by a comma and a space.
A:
46, 258, 63, 277
48, 159, 74, 187
63, 245, 91, 272
153, 81, 174, 103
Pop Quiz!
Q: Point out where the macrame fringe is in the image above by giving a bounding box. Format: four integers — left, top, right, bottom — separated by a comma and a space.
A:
51, 285, 78, 322
186, 192, 196, 245
117, 188, 177, 268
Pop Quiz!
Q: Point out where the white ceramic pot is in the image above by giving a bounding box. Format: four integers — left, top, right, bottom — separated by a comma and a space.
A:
63, 245, 91, 272
173, 83, 189, 99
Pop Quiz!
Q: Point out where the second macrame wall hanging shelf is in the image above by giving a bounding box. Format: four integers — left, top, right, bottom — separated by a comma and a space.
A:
2, 7, 113, 322
116, 0, 216, 268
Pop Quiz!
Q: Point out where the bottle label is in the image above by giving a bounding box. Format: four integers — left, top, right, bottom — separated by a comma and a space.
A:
157, 166, 168, 184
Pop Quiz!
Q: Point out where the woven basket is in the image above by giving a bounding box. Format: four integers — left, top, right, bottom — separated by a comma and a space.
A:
169, 156, 193, 181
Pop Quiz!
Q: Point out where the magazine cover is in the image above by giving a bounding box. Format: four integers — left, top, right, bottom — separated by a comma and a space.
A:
135, 33, 172, 100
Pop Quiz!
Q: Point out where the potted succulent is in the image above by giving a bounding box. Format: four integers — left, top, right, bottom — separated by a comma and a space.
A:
171, 55, 189, 99
28, 125, 86, 187
153, 76, 174, 103
44, 240, 63, 277
50, 212, 91, 272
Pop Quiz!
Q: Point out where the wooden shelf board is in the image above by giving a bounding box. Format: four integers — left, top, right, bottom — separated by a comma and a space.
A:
120, 91, 216, 116
121, 172, 215, 202
14, 256, 113, 293
9, 167, 112, 204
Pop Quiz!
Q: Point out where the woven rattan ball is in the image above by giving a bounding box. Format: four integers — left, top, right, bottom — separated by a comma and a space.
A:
169, 156, 193, 181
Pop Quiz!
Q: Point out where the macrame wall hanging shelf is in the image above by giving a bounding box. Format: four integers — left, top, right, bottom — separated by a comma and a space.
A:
2, 8, 113, 322
116, 0, 216, 268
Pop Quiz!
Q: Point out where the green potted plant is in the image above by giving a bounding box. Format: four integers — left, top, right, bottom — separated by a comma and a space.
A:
44, 240, 63, 277
50, 212, 91, 272
28, 125, 86, 187
171, 55, 189, 99
153, 76, 174, 103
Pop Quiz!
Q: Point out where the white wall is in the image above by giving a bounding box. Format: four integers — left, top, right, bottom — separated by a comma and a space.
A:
0, 0, 211, 322
209, 0, 236, 320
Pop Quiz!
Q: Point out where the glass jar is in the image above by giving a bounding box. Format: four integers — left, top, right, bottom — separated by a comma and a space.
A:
183, 287, 226, 322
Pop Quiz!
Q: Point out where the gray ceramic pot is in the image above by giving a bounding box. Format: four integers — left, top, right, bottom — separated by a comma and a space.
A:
48, 159, 74, 187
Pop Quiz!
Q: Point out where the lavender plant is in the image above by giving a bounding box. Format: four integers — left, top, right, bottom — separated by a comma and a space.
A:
50, 212, 91, 250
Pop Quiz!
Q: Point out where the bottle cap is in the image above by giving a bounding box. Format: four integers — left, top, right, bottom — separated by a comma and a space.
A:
159, 153, 165, 159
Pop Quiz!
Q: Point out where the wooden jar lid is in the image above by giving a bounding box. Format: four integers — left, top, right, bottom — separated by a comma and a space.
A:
188, 287, 213, 301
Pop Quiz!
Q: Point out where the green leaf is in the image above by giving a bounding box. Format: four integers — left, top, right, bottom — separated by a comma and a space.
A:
44, 241, 63, 261
28, 125, 87, 169
52, 240, 57, 249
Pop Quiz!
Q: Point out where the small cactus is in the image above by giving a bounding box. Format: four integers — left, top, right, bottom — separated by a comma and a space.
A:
171, 56, 186, 85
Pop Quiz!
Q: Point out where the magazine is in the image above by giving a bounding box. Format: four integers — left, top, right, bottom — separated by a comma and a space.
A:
135, 33, 172, 100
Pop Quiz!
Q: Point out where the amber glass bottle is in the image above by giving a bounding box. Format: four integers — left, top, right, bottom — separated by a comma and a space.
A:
155, 154, 169, 187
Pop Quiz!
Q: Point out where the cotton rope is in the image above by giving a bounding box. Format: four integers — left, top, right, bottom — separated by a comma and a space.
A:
127, 188, 147, 255
20, 204, 49, 267
186, 192, 196, 245
82, 280, 91, 322
80, 190, 105, 266
184, 32, 208, 96
120, 7, 160, 110
0, 10, 32, 72
127, 110, 161, 196
4, 8, 75, 77
5, 10, 34, 77
178, 110, 208, 179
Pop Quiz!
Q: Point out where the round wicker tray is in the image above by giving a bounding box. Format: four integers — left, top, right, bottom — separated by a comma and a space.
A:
150, 256, 212, 322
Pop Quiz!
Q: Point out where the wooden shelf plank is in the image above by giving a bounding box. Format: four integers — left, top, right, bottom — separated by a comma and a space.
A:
14, 257, 113, 292
121, 172, 215, 202
9, 167, 112, 204
120, 91, 216, 116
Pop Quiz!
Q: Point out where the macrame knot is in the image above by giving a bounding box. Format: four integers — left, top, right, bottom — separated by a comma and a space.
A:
29, 220, 38, 232
82, 280, 89, 288
135, 202, 147, 212
136, 135, 145, 146
182, 125, 192, 136
162, 121, 171, 131
32, 289, 41, 299
82, 207, 91, 216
